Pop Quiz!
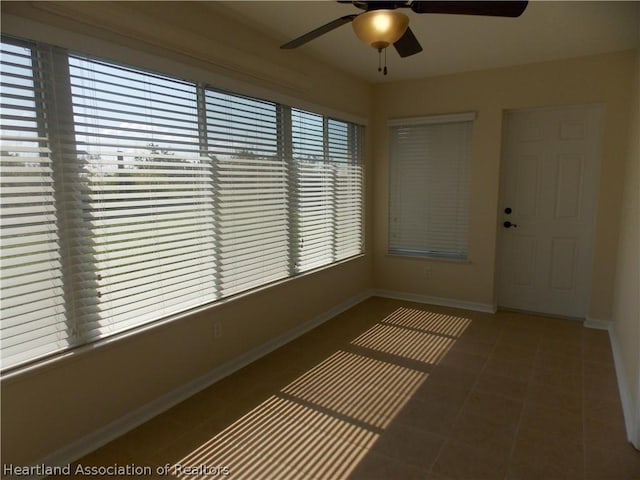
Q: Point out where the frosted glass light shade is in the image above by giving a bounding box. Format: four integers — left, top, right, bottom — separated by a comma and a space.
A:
352, 10, 409, 50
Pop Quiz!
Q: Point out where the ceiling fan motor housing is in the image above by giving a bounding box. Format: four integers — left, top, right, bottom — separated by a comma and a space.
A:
352, 9, 410, 49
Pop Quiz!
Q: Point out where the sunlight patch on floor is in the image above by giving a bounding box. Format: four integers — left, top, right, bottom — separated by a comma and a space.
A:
382, 307, 472, 337
175, 395, 377, 479
351, 323, 454, 364
282, 349, 427, 429
172, 307, 471, 479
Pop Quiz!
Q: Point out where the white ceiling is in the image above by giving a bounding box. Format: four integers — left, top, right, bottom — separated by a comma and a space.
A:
213, 1, 639, 83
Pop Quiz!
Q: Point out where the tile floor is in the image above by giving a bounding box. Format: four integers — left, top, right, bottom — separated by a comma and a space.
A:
67, 297, 640, 479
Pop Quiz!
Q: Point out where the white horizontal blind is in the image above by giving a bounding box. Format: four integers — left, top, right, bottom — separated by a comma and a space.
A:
292, 111, 364, 272
0, 40, 71, 367
292, 109, 333, 271
68, 54, 217, 340
329, 119, 364, 262
0, 34, 365, 371
205, 90, 289, 297
389, 118, 472, 259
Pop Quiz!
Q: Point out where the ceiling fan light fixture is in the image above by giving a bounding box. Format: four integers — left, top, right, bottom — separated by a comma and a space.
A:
352, 9, 409, 50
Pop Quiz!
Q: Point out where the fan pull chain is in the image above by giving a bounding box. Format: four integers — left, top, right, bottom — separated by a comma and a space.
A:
377, 48, 388, 75
384, 48, 388, 75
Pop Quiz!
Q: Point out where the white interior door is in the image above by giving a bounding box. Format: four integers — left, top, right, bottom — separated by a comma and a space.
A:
497, 104, 603, 318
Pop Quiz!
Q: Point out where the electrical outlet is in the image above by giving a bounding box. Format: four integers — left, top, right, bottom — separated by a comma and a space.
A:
212, 321, 222, 339
423, 266, 432, 279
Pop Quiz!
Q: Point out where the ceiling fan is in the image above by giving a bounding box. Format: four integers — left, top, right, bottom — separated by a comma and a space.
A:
281, 1, 528, 74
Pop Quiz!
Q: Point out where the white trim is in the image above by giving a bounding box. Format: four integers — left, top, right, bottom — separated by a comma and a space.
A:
584, 317, 612, 330
387, 111, 476, 127
20, 289, 374, 480
609, 323, 639, 448
504, 103, 607, 115
636, 365, 640, 447
374, 289, 496, 314
547, 315, 639, 449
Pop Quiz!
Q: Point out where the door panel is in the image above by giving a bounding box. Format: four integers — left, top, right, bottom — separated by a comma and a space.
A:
554, 154, 583, 219
549, 237, 577, 291
498, 105, 603, 318
514, 154, 540, 218
513, 235, 536, 287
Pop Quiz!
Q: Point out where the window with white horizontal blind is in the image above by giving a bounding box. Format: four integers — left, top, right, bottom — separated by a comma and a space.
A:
292, 110, 364, 272
205, 90, 288, 297
389, 113, 473, 260
67, 54, 217, 340
0, 35, 364, 371
292, 109, 333, 272
329, 119, 364, 263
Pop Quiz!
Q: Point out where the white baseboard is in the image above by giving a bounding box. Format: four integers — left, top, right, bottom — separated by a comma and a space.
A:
584, 317, 612, 330
373, 289, 496, 314
636, 370, 640, 448
608, 323, 639, 449
566, 316, 638, 448
28, 289, 375, 479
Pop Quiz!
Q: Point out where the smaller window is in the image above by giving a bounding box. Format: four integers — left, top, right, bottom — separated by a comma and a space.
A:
388, 112, 474, 260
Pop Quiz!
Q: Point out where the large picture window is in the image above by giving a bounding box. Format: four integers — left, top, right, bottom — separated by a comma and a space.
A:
0, 36, 364, 371
388, 113, 473, 260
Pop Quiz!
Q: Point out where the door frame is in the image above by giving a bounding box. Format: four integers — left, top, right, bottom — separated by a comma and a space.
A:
494, 103, 604, 319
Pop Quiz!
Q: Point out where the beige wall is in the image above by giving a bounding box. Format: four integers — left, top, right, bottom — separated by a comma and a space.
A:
611, 34, 640, 447
372, 51, 636, 318
0, 2, 374, 466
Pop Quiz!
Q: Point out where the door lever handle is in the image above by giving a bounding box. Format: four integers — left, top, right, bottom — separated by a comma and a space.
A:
503, 221, 518, 229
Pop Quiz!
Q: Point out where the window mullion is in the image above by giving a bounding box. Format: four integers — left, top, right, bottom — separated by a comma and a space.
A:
351, 124, 365, 253
196, 83, 218, 298
280, 105, 299, 276
41, 45, 92, 345
323, 117, 338, 263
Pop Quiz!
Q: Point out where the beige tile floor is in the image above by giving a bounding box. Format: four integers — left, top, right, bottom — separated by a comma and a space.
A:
66, 297, 640, 479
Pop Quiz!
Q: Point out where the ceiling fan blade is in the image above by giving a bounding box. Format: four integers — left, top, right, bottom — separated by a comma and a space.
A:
394, 27, 423, 58
281, 14, 358, 49
411, 1, 528, 17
